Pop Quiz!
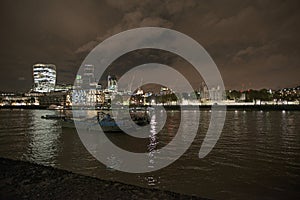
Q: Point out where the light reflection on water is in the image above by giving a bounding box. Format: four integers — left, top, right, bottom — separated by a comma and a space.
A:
0, 109, 300, 199
24, 111, 61, 166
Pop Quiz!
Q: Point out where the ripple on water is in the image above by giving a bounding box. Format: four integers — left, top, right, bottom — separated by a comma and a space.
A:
0, 109, 300, 200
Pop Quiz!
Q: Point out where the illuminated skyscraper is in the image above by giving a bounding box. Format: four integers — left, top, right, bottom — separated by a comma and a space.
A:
33, 64, 56, 93
107, 75, 118, 92
82, 64, 94, 88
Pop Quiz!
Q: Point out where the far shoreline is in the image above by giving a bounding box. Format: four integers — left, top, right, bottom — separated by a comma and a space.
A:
0, 104, 300, 111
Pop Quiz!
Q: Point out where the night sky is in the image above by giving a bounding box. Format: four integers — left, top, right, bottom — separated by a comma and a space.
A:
0, 0, 299, 92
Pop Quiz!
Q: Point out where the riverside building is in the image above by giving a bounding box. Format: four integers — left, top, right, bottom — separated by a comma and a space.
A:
33, 64, 56, 93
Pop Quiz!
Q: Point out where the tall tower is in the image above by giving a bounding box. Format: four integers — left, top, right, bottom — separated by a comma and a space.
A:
82, 64, 95, 89
33, 64, 56, 93
107, 75, 118, 92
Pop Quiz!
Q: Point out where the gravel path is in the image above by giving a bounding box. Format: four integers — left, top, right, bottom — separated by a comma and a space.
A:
0, 157, 208, 200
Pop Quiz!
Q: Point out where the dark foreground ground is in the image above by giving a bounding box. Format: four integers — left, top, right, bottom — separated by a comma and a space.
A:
0, 158, 206, 200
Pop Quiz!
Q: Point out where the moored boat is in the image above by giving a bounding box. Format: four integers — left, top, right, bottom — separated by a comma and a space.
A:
61, 107, 152, 132
41, 114, 65, 119
62, 113, 128, 132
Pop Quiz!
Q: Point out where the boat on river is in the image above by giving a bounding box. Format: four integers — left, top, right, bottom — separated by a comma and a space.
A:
61, 117, 124, 132
41, 114, 65, 120
62, 109, 150, 132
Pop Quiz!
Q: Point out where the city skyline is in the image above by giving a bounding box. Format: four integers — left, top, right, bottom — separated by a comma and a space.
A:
0, 0, 300, 92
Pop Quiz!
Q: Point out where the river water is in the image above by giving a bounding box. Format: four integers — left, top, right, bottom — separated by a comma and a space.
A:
0, 109, 299, 199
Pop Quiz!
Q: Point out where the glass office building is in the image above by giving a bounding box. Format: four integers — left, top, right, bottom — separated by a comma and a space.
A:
33, 64, 56, 93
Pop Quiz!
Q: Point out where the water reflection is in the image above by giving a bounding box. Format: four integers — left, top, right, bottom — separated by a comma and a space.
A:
145, 176, 161, 186
0, 109, 300, 200
148, 114, 159, 169
23, 110, 61, 166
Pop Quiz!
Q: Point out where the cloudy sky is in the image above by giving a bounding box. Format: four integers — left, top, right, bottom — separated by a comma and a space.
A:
0, 0, 299, 92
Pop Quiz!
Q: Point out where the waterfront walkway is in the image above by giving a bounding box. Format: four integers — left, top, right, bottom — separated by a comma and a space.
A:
0, 157, 206, 200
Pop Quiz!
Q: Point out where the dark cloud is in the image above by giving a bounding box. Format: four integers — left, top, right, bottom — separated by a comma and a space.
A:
0, 0, 299, 92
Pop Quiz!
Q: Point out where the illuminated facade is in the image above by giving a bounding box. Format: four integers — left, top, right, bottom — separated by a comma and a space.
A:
82, 64, 95, 89
33, 64, 56, 93
74, 64, 98, 89
107, 75, 118, 92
